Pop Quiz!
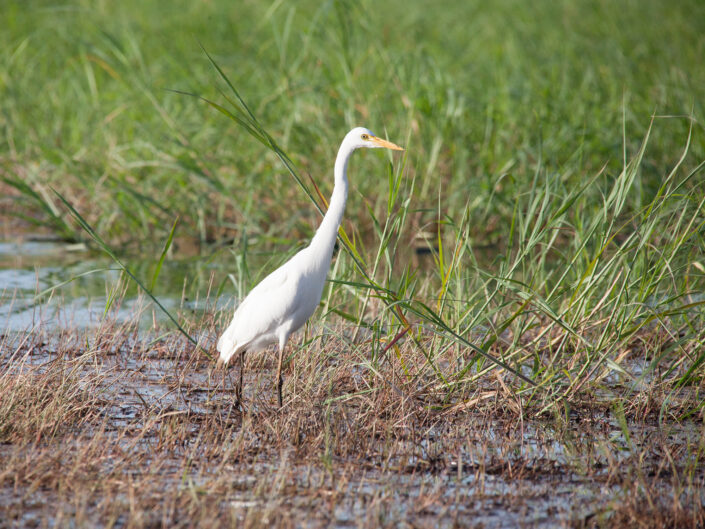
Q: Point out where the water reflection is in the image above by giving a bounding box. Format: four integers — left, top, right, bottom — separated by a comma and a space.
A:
0, 239, 237, 332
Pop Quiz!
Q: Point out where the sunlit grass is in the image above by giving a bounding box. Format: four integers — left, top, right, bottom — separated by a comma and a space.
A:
2, 3, 705, 526
1, 294, 703, 526
2, 0, 703, 246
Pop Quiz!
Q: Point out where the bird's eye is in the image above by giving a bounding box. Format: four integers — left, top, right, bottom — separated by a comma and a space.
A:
361, 133, 369, 140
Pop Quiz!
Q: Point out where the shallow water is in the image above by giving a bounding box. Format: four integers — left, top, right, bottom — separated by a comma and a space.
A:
0, 235, 443, 333
0, 238, 235, 332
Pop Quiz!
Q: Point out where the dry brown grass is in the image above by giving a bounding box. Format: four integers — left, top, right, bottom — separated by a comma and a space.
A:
1, 311, 703, 528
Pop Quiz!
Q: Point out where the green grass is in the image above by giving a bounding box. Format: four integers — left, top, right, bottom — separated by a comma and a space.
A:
1, 0, 705, 406
2, 0, 703, 246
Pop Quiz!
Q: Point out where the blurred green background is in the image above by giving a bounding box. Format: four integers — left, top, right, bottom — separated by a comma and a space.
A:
1, 0, 704, 252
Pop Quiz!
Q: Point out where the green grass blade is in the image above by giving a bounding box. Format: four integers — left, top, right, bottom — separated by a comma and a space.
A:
150, 217, 178, 291
52, 188, 210, 358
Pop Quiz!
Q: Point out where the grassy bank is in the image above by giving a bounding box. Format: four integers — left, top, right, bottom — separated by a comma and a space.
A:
1, 0, 703, 382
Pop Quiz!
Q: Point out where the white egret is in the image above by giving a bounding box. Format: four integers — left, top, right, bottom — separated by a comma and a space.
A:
217, 127, 404, 407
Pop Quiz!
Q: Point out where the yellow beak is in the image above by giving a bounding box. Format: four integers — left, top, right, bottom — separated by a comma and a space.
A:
370, 136, 404, 151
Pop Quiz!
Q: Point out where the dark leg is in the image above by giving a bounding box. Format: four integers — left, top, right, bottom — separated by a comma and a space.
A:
276, 344, 284, 408
235, 350, 245, 408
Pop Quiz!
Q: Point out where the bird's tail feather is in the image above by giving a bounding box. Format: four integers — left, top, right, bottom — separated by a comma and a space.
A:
216, 330, 247, 365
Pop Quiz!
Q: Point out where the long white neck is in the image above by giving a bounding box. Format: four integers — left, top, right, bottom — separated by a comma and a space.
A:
308, 143, 351, 260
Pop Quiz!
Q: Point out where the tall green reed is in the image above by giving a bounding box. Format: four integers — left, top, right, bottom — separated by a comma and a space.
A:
45, 50, 704, 406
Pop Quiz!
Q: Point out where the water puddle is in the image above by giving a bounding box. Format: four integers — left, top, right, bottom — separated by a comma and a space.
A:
0, 238, 236, 332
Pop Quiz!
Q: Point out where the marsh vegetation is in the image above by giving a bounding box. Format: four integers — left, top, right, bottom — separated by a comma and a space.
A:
1, 0, 704, 526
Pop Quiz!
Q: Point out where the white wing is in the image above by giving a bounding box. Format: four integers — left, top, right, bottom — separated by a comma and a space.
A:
217, 251, 311, 361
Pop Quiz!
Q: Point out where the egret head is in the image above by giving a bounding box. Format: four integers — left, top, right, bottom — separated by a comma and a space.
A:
344, 127, 404, 152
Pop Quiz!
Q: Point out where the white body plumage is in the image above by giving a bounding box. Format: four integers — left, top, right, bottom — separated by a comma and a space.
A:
216, 127, 403, 406
216, 242, 334, 360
